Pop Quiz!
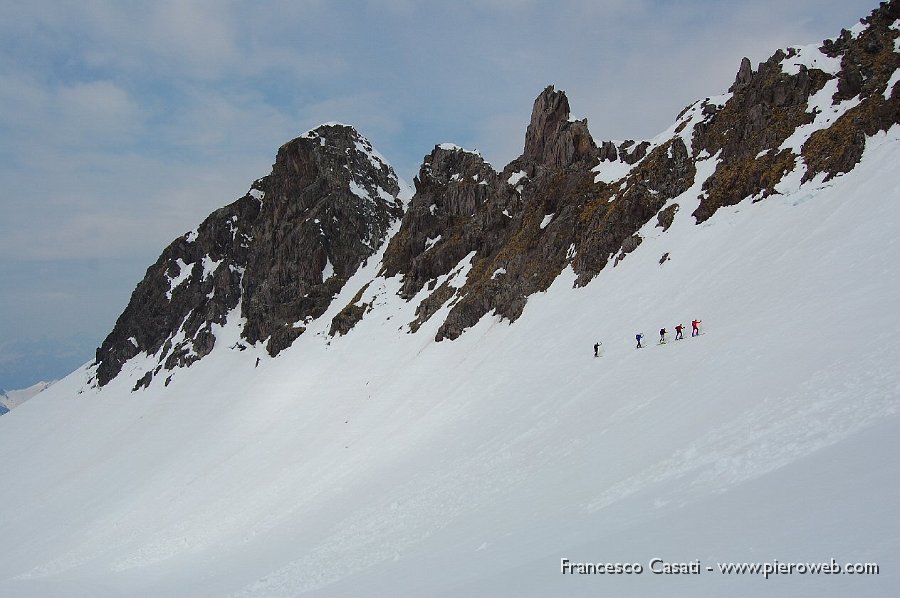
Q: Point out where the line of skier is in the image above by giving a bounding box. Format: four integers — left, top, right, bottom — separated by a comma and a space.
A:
635, 319, 701, 349
594, 320, 703, 357
592, 319, 702, 357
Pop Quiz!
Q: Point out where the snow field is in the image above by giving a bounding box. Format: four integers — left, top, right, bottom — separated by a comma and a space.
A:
0, 127, 898, 596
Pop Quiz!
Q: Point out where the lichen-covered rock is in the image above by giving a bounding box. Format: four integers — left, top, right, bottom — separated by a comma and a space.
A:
802, 1, 900, 181
693, 0, 900, 222
572, 137, 696, 285
346, 79, 701, 341
372, 86, 604, 341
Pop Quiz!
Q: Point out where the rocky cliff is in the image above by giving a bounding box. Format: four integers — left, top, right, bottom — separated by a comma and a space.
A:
94, 1, 900, 389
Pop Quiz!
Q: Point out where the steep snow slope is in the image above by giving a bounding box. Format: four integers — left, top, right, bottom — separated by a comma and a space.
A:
0, 128, 898, 598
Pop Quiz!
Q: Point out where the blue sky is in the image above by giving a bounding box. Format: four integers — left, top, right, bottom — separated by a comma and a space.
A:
0, 0, 876, 390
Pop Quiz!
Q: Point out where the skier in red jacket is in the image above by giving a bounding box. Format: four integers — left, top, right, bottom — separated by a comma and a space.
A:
674, 324, 684, 340
691, 319, 702, 337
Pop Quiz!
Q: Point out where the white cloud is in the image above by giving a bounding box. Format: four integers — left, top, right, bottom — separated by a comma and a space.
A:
57, 80, 143, 136
0, 151, 271, 261
473, 110, 531, 170
0, 75, 143, 154
302, 92, 403, 136
65, 0, 241, 79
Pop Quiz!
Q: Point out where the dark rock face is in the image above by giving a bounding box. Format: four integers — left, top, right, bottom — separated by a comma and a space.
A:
241, 126, 404, 351
380, 144, 515, 301
691, 49, 830, 223
95, 196, 257, 387
94, 124, 405, 387
572, 137, 695, 285
656, 204, 679, 232
375, 141, 526, 340
614, 234, 642, 267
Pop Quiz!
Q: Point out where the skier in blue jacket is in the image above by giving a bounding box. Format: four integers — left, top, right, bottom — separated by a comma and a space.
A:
635, 333, 643, 349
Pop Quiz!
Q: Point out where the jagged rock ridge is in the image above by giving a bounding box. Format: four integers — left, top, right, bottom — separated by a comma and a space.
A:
95, 1, 899, 388
334, 1, 899, 342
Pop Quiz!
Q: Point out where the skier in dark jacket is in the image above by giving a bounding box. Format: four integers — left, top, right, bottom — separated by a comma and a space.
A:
675, 324, 684, 340
659, 328, 667, 344
594, 342, 601, 357
635, 333, 643, 349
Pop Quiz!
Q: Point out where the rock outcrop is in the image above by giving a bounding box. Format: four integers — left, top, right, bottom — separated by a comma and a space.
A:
524, 85, 597, 169
803, 2, 900, 181
692, 0, 900, 222
370, 85, 606, 341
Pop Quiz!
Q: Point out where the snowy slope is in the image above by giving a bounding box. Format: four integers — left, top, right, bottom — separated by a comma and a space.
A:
0, 115, 897, 597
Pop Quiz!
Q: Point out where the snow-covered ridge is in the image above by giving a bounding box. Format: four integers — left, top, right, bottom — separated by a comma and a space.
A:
354, 138, 390, 171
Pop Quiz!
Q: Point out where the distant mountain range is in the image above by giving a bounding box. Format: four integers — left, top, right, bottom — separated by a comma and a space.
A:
0, 380, 55, 415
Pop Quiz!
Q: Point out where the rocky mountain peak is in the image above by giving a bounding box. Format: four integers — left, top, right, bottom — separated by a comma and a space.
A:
275, 124, 402, 212
375, 143, 513, 304
523, 85, 597, 169
731, 56, 754, 92
93, 124, 406, 388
